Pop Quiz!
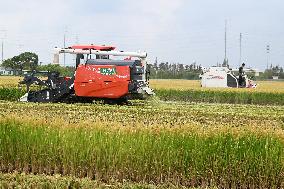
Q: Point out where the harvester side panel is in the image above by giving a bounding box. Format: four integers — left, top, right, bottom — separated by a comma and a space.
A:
74, 64, 130, 98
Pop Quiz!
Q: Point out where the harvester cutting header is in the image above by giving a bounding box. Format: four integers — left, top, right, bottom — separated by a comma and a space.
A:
19, 44, 154, 103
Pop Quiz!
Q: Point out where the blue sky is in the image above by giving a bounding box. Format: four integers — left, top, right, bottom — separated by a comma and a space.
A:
0, 0, 283, 70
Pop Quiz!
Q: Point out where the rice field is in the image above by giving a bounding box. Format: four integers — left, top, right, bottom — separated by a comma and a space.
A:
0, 76, 284, 187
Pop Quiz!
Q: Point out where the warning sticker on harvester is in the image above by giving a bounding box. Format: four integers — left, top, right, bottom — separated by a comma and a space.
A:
100, 68, 117, 75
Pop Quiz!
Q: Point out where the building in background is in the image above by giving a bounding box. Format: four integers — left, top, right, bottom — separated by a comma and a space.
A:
0, 66, 15, 75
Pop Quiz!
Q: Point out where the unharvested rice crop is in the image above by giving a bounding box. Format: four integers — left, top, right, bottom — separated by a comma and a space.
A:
150, 79, 284, 93
0, 101, 283, 188
0, 76, 22, 88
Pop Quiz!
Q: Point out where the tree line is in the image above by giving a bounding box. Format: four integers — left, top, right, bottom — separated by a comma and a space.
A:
148, 61, 202, 80
260, 65, 284, 79
0, 52, 283, 79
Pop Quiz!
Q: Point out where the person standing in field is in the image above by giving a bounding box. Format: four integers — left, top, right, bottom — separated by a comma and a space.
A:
238, 63, 246, 87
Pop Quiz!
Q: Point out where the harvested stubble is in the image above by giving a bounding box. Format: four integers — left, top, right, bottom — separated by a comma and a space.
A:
0, 101, 284, 188
0, 101, 283, 128
0, 172, 184, 189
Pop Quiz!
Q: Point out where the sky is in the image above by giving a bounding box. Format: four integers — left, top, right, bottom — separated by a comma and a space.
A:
0, 0, 284, 70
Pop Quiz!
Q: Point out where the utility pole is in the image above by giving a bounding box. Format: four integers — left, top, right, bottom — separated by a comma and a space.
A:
63, 33, 66, 67
154, 57, 158, 74
1, 40, 3, 63
239, 33, 242, 67
0, 29, 7, 63
225, 20, 227, 62
63, 27, 68, 67
222, 20, 228, 67
266, 45, 270, 70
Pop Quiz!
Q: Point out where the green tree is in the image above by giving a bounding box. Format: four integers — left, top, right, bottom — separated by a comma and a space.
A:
1, 58, 16, 70
17, 52, 38, 70
1, 52, 39, 74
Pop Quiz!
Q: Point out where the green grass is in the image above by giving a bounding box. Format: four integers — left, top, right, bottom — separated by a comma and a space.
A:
1, 120, 284, 188
1, 87, 284, 105
0, 87, 284, 105
0, 87, 25, 101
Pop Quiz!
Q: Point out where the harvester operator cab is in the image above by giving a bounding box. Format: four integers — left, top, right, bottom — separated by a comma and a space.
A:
76, 53, 112, 68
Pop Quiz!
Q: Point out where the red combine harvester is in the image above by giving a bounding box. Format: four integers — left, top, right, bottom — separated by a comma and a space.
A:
19, 45, 154, 103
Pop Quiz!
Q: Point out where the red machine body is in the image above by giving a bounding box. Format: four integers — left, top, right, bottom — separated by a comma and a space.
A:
74, 64, 131, 98
70, 45, 150, 100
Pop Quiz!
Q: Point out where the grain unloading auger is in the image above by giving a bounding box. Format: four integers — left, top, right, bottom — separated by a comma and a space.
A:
19, 45, 154, 103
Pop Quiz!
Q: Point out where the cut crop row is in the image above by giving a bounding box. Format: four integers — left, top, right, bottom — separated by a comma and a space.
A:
0, 101, 282, 129
0, 172, 178, 189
